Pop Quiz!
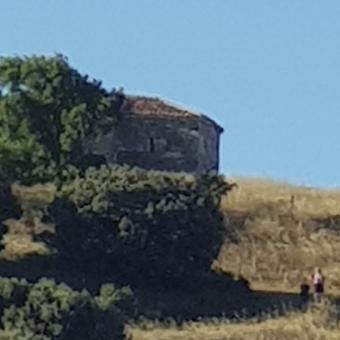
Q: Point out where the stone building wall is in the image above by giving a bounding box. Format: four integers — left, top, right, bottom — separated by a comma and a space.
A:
83, 96, 222, 174
197, 120, 220, 173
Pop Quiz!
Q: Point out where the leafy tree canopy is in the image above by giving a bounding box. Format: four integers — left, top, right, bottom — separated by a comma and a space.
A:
0, 54, 123, 187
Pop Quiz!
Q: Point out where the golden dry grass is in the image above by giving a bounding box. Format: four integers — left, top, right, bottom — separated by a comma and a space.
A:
216, 177, 340, 292
128, 300, 340, 340
0, 183, 56, 260
221, 177, 340, 218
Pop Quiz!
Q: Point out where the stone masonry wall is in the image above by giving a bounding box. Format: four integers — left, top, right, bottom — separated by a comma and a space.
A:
84, 114, 220, 174
197, 121, 220, 173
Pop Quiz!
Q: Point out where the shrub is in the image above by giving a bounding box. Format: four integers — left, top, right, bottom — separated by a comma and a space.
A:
53, 165, 231, 286
0, 277, 130, 339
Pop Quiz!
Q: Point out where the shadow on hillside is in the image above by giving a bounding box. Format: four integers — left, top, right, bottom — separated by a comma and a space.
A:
239, 290, 309, 320
131, 287, 312, 322
0, 258, 251, 320
0, 193, 312, 322
130, 273, 252, 321
0, 258, 323, 322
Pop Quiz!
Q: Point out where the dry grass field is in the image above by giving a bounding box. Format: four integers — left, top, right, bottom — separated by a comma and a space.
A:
216, 177, 340, 293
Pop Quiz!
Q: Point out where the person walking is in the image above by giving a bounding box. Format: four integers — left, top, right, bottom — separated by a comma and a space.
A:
311, 267, 325, 302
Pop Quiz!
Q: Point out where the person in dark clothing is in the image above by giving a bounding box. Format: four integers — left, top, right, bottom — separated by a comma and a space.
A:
300, 277, 310, 304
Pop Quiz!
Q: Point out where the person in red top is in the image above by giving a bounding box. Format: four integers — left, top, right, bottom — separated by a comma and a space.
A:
311, 267, 325, 302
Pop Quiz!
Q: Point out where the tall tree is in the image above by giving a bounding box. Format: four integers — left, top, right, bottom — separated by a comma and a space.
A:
0, 54, 123, 187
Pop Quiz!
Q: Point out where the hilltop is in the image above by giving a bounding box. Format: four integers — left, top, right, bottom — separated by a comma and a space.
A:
2, 54, 340, 339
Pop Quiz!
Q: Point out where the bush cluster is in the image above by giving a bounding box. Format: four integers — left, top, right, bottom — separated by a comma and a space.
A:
0, 277, 130, 339
51, 165, 230, 286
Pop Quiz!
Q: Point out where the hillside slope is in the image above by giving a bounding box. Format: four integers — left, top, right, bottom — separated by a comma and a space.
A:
216, 178, 340, 293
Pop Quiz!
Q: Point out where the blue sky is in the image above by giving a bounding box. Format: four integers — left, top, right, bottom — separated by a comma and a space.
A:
1, 1, 340, 188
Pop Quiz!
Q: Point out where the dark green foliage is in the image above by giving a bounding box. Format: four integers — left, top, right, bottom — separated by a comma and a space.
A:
0, 277, 129, 339
0, 54, 123, 188
54, 165, 231, 286
0, 54, 239, 326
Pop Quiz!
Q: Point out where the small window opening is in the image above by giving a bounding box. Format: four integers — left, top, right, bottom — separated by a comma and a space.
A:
149, 137, 155, 152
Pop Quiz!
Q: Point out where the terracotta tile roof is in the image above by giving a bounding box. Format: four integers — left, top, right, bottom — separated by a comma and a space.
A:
121, 95, 223, 132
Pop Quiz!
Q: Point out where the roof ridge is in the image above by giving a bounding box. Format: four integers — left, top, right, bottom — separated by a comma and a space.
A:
125, 94, 201, 114
122, 94, 223, 132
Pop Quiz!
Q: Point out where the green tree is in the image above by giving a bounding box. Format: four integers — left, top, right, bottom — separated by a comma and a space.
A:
0, 54, 123, 188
